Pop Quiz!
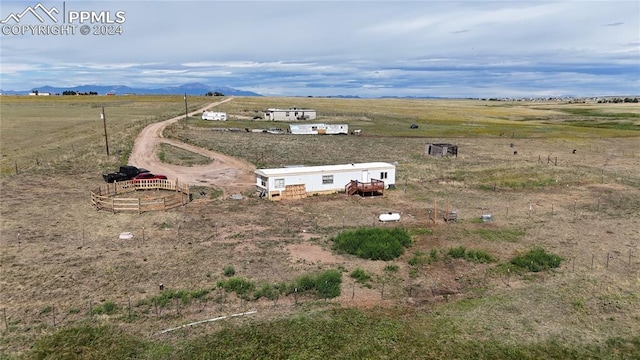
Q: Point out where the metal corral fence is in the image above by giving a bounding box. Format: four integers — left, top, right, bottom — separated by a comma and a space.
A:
91, 179, 190, 213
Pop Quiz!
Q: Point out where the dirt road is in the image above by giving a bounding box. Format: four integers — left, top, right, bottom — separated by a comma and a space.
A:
128, 97, 256, 194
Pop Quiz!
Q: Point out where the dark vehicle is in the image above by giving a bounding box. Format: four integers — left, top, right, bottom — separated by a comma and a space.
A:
410, 124, 419, 129
131, 172, 167, 182
102, 166, 149, 183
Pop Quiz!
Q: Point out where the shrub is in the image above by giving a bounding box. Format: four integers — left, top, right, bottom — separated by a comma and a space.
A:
190, 289, 210, 300
223, 265, 236, 277
447, 246, 467, 259
152, 290, 190, 307
447, 247, 495, 264
511, 247, 563, 272
92, 301, 118, 315
289, 269, 342, 299
217, 277, 255, 297
316, 269, 342, 298
350, 268, 371, 284
465, 249, 495, 263
253, 283, 278, 300
408, 249, 439, 266
333, 227, 412, 261
293, 274, 317, 292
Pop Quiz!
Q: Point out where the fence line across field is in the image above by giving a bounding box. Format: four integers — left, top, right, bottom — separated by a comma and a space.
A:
1, 247, 636, 334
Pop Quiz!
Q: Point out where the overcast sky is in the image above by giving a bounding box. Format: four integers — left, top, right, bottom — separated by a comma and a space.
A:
1, 1, 638, 97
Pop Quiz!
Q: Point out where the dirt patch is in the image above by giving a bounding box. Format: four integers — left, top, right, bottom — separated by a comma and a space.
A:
287, 242, 341, 265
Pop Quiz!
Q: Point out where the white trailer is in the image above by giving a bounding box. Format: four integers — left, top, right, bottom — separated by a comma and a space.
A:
289, 123, 348, 135
255, 162, 396, 201
264, 108, 316, 121
202, 111, 227, 121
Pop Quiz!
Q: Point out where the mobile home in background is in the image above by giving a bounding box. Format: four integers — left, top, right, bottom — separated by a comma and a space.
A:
288, 123, 348, 135
264, 108, 316, 121
202, 111, 227, 121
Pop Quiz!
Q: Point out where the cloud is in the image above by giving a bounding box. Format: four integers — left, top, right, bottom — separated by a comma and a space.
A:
1, 1, 638, 97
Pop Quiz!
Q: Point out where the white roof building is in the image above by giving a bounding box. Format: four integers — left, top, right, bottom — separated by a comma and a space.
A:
255, 162, 396, 201
264, 108, 316, 121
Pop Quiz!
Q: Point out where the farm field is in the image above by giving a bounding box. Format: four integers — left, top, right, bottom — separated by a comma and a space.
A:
0, 95, 639, 358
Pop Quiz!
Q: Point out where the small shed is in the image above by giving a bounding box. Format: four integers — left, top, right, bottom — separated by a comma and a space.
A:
255, 162, 396, 201
202, 111, 227, 121
289, 123, 348, 135
264, 108, 316, 121
426, 143, 458, 157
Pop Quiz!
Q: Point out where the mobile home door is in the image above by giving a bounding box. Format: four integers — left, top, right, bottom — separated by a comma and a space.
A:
361, 170, 370, 183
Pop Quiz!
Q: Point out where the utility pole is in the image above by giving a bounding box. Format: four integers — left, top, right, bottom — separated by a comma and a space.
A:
101, 106, 110, 156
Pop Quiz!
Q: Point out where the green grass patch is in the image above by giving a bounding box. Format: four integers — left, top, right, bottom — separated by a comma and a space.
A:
25, 307, 640, 359
216, 277, 255, 299
384, 264, 399, 273
510, 247, 563, 272
142, 288, 211, 308
157, 143, 212, 166
350, 268, 371, 284
408, 249, 439, 266
469, 228, 526, 242
29, 324, 153, 360
558, 108, 640, 119
447, 246, 495, 263
409, 227, 433, 236
92, 301, 118, 315
253, 282, 285, 301
332, 227, 412, 261
290, 269, 343, 299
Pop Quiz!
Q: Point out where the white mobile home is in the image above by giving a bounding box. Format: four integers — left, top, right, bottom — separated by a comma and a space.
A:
202, 111, 227, 121
255, 162, 396, 201
289, 123, 348, 135
264, 108, 316, 121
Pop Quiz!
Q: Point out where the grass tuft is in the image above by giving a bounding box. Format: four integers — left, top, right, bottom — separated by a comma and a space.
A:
510, 247, 563, 272
333, 227, 412, 261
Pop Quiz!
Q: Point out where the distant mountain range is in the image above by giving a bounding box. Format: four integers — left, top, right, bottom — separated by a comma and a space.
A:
0, 82, 262, 96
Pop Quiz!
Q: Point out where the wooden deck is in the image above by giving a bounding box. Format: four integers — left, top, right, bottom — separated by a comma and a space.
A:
345, 179, 385, 197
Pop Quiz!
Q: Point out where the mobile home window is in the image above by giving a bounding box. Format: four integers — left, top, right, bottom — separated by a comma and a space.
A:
285, 112, 290, 116
380, 172, 388, 179
322, 175, 334, 184
274, 178, 285, 189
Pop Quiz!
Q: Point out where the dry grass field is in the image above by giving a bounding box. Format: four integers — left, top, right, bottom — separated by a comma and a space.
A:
0, 95, 639, 358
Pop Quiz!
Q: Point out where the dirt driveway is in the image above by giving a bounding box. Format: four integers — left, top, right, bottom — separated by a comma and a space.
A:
128, 97, 256, 194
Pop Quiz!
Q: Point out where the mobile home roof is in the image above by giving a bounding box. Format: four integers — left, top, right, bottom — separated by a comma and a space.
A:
255, 162, 395, 177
